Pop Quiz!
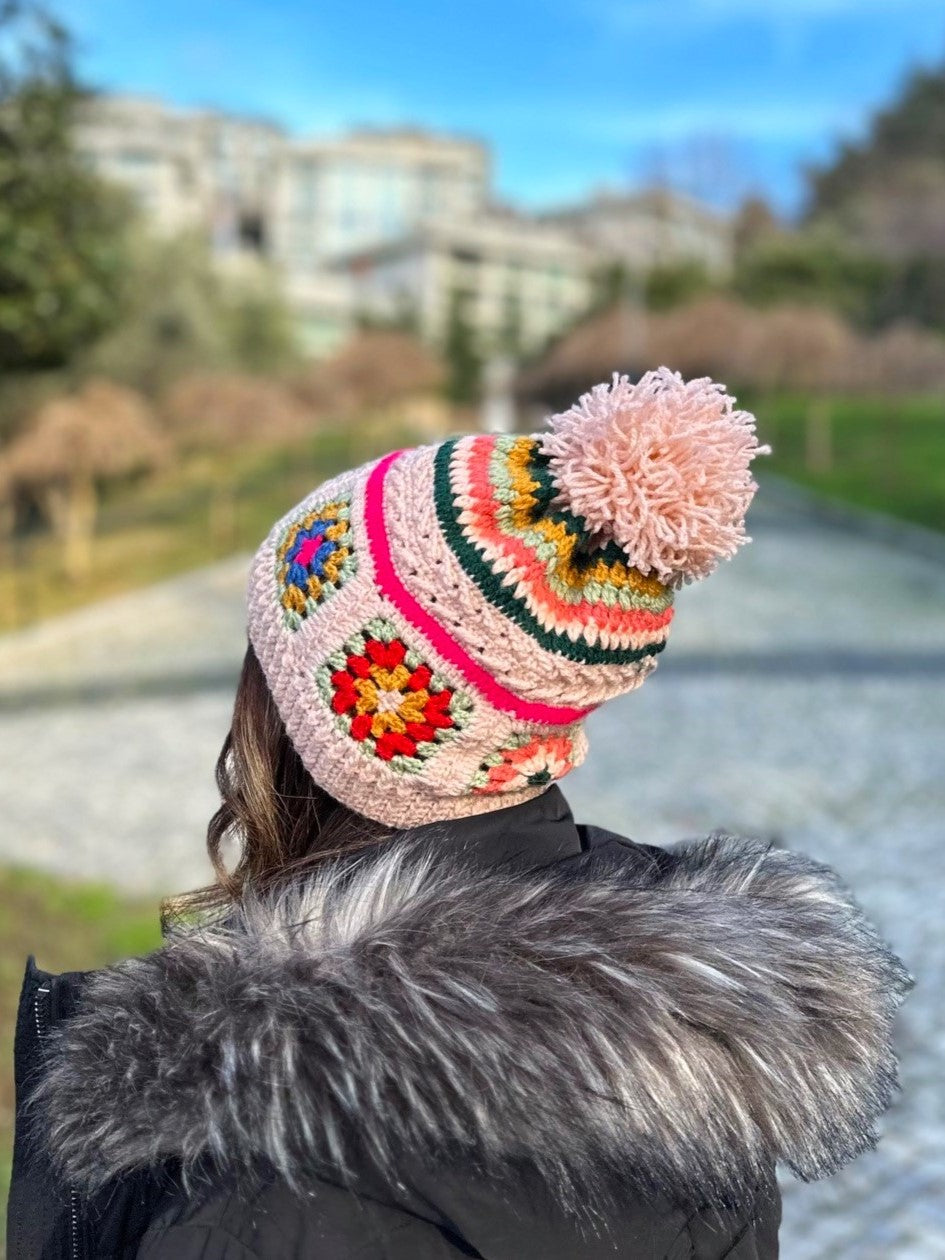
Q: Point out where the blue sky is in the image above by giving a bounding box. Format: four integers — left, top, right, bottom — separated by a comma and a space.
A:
67, 0, 945, 217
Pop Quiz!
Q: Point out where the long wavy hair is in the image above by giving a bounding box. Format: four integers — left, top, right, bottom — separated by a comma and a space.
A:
165, 643, 388, 922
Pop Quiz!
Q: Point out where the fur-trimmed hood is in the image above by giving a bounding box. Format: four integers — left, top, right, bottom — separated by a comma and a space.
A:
36, 830, 910, 1207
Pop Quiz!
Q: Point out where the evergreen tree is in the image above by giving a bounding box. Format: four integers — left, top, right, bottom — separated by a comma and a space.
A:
443, 288, 481, 404
0, 2, 132, 372
806, 61, 945, 259
644, 260, 712, 312
733, 233, 890, 328
498, 286, 523, 360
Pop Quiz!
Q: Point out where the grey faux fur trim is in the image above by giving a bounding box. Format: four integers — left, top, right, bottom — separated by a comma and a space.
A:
37, 834, 910, 1203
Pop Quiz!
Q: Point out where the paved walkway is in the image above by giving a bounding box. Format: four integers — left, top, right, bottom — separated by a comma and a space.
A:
0, 487, 943, 1257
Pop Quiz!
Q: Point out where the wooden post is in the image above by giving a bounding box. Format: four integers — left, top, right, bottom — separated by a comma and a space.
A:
804, 398, 833, 475
43, 474, 97, 584
0, 499, 16, 631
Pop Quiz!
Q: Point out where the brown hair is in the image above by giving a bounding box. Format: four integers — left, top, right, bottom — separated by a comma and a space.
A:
166, 643, 388, 923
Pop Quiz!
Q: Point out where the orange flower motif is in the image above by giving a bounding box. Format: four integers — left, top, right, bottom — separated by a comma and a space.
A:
473, 733, 576, 794
324, 623, 470, 764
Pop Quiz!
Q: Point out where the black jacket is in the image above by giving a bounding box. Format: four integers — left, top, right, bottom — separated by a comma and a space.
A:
8, 788, 910, 1259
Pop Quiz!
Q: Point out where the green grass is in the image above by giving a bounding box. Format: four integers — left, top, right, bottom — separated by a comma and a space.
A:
0, 867, 161, 1252
752, 393, 945, 534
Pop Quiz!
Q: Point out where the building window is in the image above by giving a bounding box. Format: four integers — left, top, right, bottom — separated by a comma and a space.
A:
239, 212, 266, 253
293, 161, 319, 214
420, 167, 440, 214
117, 148, 156, 168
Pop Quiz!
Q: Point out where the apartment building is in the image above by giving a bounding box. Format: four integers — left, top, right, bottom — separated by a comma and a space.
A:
74, 95, 283, 253
75, 96, 494, 353
74, 94, 733, 359
546, 188, 734, 277
339, 211, 599, 353
269, 128, 489, 272
76, 98, 488, 255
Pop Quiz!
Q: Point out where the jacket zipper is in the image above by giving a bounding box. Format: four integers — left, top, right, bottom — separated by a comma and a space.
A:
69, 1188, 81, 1260
34, 983, 83, 1260
33, 984, 50, 1041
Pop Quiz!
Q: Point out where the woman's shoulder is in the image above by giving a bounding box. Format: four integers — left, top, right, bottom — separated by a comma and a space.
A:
134, 1169, 475, 1260
134, 1158, 783, 1260
32, 827, 907, 1207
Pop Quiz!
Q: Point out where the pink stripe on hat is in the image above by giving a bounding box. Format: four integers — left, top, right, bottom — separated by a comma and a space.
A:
364, 450, 594, 726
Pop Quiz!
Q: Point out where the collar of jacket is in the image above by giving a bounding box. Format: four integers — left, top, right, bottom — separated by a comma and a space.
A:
35, 812, 910, 1211
402, 783, 584, 872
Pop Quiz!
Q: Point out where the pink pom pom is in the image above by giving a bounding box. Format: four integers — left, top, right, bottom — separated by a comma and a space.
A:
541, 369, 770, 586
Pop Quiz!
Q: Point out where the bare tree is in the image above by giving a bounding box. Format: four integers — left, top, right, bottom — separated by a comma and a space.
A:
8, 378, 168, 580
288, 330, 447, 424
861, 321, 945, 394
162, 372, 311, 453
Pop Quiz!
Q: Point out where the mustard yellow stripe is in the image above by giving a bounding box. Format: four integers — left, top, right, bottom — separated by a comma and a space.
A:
491, 440, 669, 601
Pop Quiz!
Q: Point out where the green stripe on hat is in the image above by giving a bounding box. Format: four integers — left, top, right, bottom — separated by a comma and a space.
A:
432, 439, 668, 667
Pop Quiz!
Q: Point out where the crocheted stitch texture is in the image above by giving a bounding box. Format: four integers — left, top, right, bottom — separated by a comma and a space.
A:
246, 372, 765, 826
275, 498, 356, 629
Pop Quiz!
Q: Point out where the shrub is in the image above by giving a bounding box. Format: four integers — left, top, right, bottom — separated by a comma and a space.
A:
161, 372, 312, 453
320, 329, 446, 412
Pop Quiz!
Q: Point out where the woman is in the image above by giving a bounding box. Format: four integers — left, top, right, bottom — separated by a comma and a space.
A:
9, 370, 910, 1258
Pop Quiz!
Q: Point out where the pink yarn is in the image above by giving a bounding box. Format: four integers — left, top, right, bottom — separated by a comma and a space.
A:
294, 534, 325, 566
364, 452, 595, 726
541, 369, 770, 586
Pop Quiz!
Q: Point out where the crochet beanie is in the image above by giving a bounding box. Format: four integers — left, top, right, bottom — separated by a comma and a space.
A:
247, 369, 768, 827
